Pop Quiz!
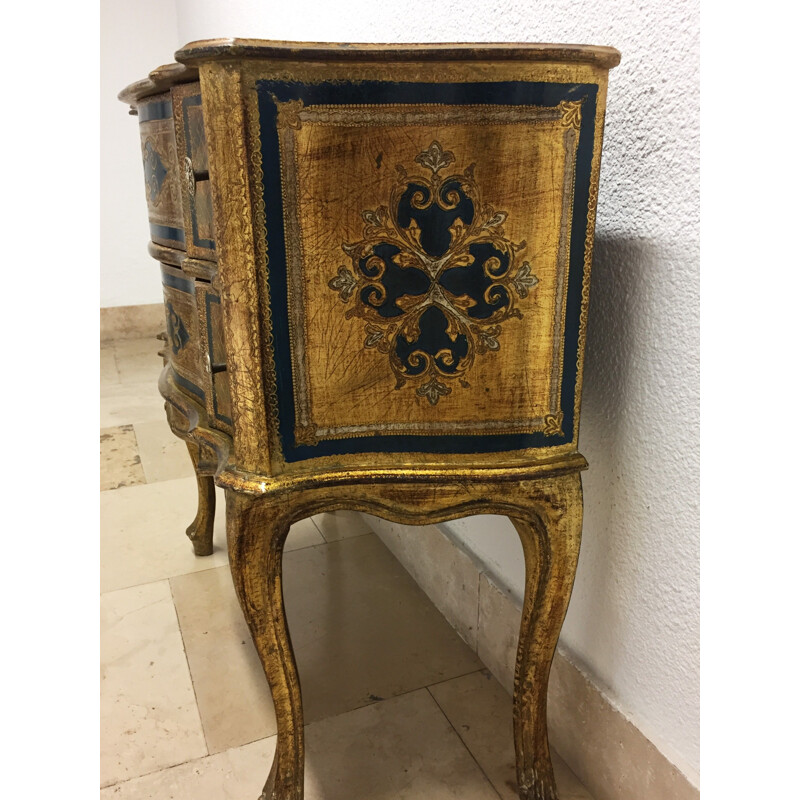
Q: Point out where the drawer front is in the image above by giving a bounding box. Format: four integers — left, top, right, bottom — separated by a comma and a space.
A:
172, 83, 216, 260
250, 77, 603, 464
161, 264, 206, 405
195, 281, 233, 434
137, 92, 185, 250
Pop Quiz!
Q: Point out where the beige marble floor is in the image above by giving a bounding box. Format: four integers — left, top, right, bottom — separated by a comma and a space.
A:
100, 336, 595, 800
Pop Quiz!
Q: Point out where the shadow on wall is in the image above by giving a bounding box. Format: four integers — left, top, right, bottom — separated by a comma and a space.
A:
563, 232, 657, 668
582, 233, 656, 438
433, 234, 660, 618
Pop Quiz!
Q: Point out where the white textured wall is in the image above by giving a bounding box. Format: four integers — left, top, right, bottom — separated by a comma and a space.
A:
106, 0, 700, 782
438, 4, 700, 783
101, 0, 181, 307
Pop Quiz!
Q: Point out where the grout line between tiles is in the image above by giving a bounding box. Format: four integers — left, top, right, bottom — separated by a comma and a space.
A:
101, 671, 493, 791
128, 422, 149, 485
309, 515, 327, 540
426, 686, 504, 800
309, 514, 374, 544
100, 532, 369, 601
110, 344, 122, 382
476, 568, 484, 661
101, 562, 229, 597
100, 750, 216, 791
285, 535, 337, 554
168, 577, 211, 758
421, 667, 489, 694
301, 667, 488, 732
101, 733, 280, 791
297, 531, 377, 557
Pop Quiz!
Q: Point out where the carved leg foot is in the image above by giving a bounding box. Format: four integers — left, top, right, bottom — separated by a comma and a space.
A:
185, 440, 216, 556
226, 491, 304, 800
510, 473, 583, 800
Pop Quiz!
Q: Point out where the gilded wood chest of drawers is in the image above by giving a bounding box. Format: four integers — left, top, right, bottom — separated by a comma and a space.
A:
120, 39, 619, 800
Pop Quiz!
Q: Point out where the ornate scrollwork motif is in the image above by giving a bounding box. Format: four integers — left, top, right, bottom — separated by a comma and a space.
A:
328, 141, 539, 405
558, 99, 584, 130
273, 96, 304, 130
143, 139, 168, 205
166, 303, 190, 355
543, 412, 564, 436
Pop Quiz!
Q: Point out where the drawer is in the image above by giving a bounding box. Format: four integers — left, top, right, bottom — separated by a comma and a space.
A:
160, 263, 206, 406
172, 83, 216, 260
210, 368, 233, 432
195, 280, 233, 434
137, 92, 185, 250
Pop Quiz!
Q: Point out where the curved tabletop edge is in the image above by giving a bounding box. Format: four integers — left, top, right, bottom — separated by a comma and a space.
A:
174, 38, 621, 69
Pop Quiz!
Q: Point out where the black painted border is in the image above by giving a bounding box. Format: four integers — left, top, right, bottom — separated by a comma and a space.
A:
139, 99, 173, 123
256, 79, 597, 462
151, 223, 186, 247
173, 368, 205, 403
161, 267, 194, 294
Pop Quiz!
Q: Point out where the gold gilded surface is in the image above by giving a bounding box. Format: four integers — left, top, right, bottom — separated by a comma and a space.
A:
280, 103, 575, 443
199, 63, 273, 473
210, 59, 611, 473
241, 58, 606, 92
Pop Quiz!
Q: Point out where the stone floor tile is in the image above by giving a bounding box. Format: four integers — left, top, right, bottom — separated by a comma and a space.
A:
134, 418, 196, 484
311, 510, 373, 542
169, 565, 277, 754
101, 737, 276, 799
369, 517, 481, 649
101, 687, 507, 800
101, 425, 146, 491
100, 380, 167, 428
285, 517, 326, 551
170, 534, 481, 753
303, 689, 500, 799
429, 669, 593, 800
100, 581, 207, 787
114, 337, 164, 385
101, 477, 229, 593
101, 345, 120, 385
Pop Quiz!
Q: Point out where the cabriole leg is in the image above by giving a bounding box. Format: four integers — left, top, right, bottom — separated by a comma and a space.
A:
226, 491, 304, 800
510, 473, 583, 800
184, 439, 216, 556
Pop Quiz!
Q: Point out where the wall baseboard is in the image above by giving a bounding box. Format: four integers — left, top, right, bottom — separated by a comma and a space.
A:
101, 303, 164, 342
365, 515, 699, 800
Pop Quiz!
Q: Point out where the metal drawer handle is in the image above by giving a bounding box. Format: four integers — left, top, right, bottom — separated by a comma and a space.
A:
184, 156, 195, 197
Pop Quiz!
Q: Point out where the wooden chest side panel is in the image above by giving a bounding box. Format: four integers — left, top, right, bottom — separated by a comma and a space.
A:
251, 78, 599, 464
